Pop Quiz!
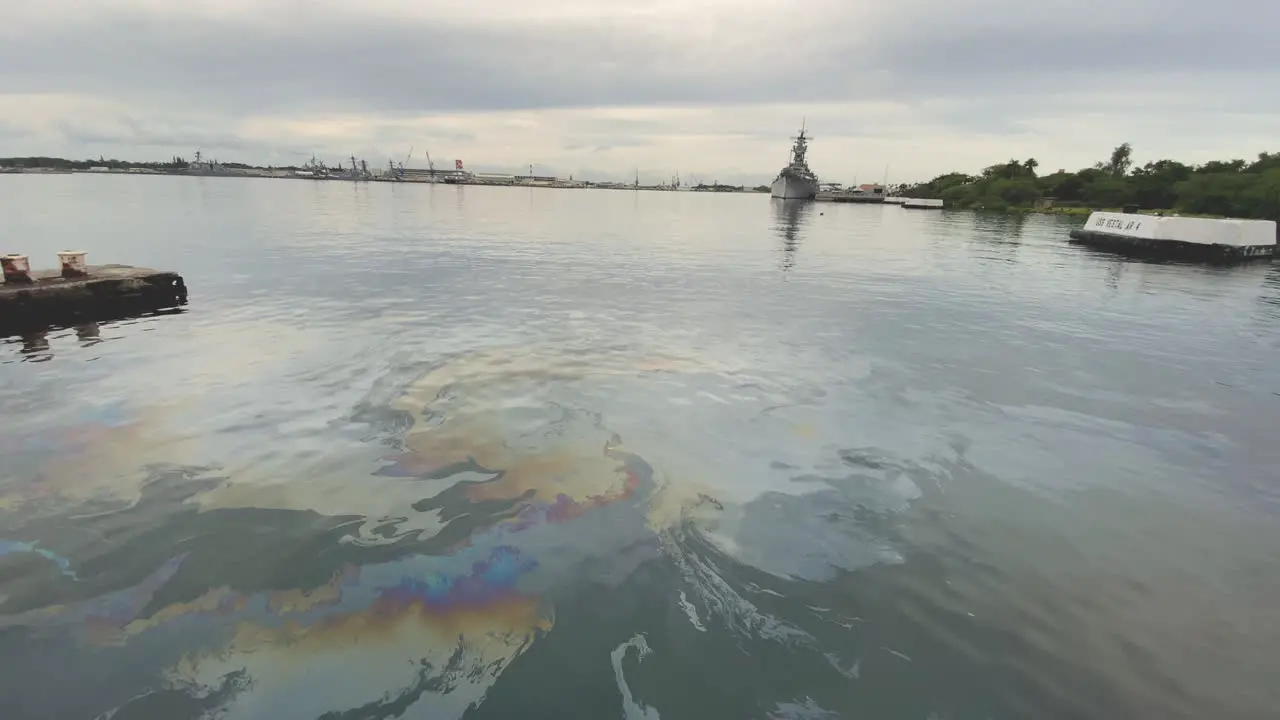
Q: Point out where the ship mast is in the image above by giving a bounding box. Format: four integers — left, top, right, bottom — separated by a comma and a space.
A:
790, 122, 810, 169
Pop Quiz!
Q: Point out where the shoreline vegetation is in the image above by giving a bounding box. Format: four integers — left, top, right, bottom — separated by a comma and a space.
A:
897, 144, 1280, 221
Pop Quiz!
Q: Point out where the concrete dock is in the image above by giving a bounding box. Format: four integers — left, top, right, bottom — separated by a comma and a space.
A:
815, 191, 886, 204
1068, 212, 1276, 264
0, 264, 187, 336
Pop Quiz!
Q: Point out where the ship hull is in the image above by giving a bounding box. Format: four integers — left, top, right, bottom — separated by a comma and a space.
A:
771, 175, 818, 200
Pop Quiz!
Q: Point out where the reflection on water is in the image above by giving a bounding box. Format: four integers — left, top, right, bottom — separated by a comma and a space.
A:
1, 179, 1279, 719
968, 212, 1028, 265
75, 322, 102, 345
971, 210, 1029, 242
1257, 265, 1280, 317
16, 332, 51, 362
772, 199, 812, 272
3, 319, 166, 363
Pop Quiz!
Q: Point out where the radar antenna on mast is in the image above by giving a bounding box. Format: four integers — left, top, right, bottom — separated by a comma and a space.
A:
789, 120, 811, 168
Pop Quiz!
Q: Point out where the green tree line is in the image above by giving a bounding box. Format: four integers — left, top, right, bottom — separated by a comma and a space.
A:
900, 144, 1280, 220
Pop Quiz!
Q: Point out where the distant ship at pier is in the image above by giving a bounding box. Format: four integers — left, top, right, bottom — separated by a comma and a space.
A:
770, 123, 819, 200
185, 150, 232, 177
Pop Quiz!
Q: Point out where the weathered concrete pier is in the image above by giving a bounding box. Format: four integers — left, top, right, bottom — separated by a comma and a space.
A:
1, 260, 187, 337
1069, 211, 1276, 264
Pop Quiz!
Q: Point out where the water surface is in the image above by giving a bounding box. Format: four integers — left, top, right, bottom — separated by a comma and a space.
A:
1, 175, 1278, 719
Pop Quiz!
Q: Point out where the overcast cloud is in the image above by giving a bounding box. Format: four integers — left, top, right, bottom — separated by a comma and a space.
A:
2, 0, 1276, 183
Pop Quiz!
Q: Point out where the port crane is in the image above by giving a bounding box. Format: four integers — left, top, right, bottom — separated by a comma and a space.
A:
385, 146, 413, 180
426, 150, 442, 181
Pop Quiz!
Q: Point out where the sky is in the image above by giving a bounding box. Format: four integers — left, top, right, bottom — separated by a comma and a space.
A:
1, 0, 1276, 184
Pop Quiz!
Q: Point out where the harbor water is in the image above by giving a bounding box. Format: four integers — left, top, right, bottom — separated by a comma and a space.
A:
1, 175, 1278, 719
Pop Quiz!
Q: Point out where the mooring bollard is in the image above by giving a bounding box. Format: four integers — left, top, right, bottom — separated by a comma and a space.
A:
1, 254, 32, 284
57, 250, 88, 278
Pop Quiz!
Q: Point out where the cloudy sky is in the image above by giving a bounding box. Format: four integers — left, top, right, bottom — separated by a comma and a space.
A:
1, 0, 1275, 184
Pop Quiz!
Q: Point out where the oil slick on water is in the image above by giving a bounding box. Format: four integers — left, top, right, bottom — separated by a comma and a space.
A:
0, 346, 923, 719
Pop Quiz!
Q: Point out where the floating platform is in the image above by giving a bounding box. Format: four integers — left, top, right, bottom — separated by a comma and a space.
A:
902, 198, 944, 209
0, 264, 188, 337
1068, 212, 1276, 264
815, 191, 885, 204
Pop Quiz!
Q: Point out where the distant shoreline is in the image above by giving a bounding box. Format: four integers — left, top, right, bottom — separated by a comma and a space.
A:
0, 165, 767, 193
0, 170, 1225, 215
0, 156, 768, 192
